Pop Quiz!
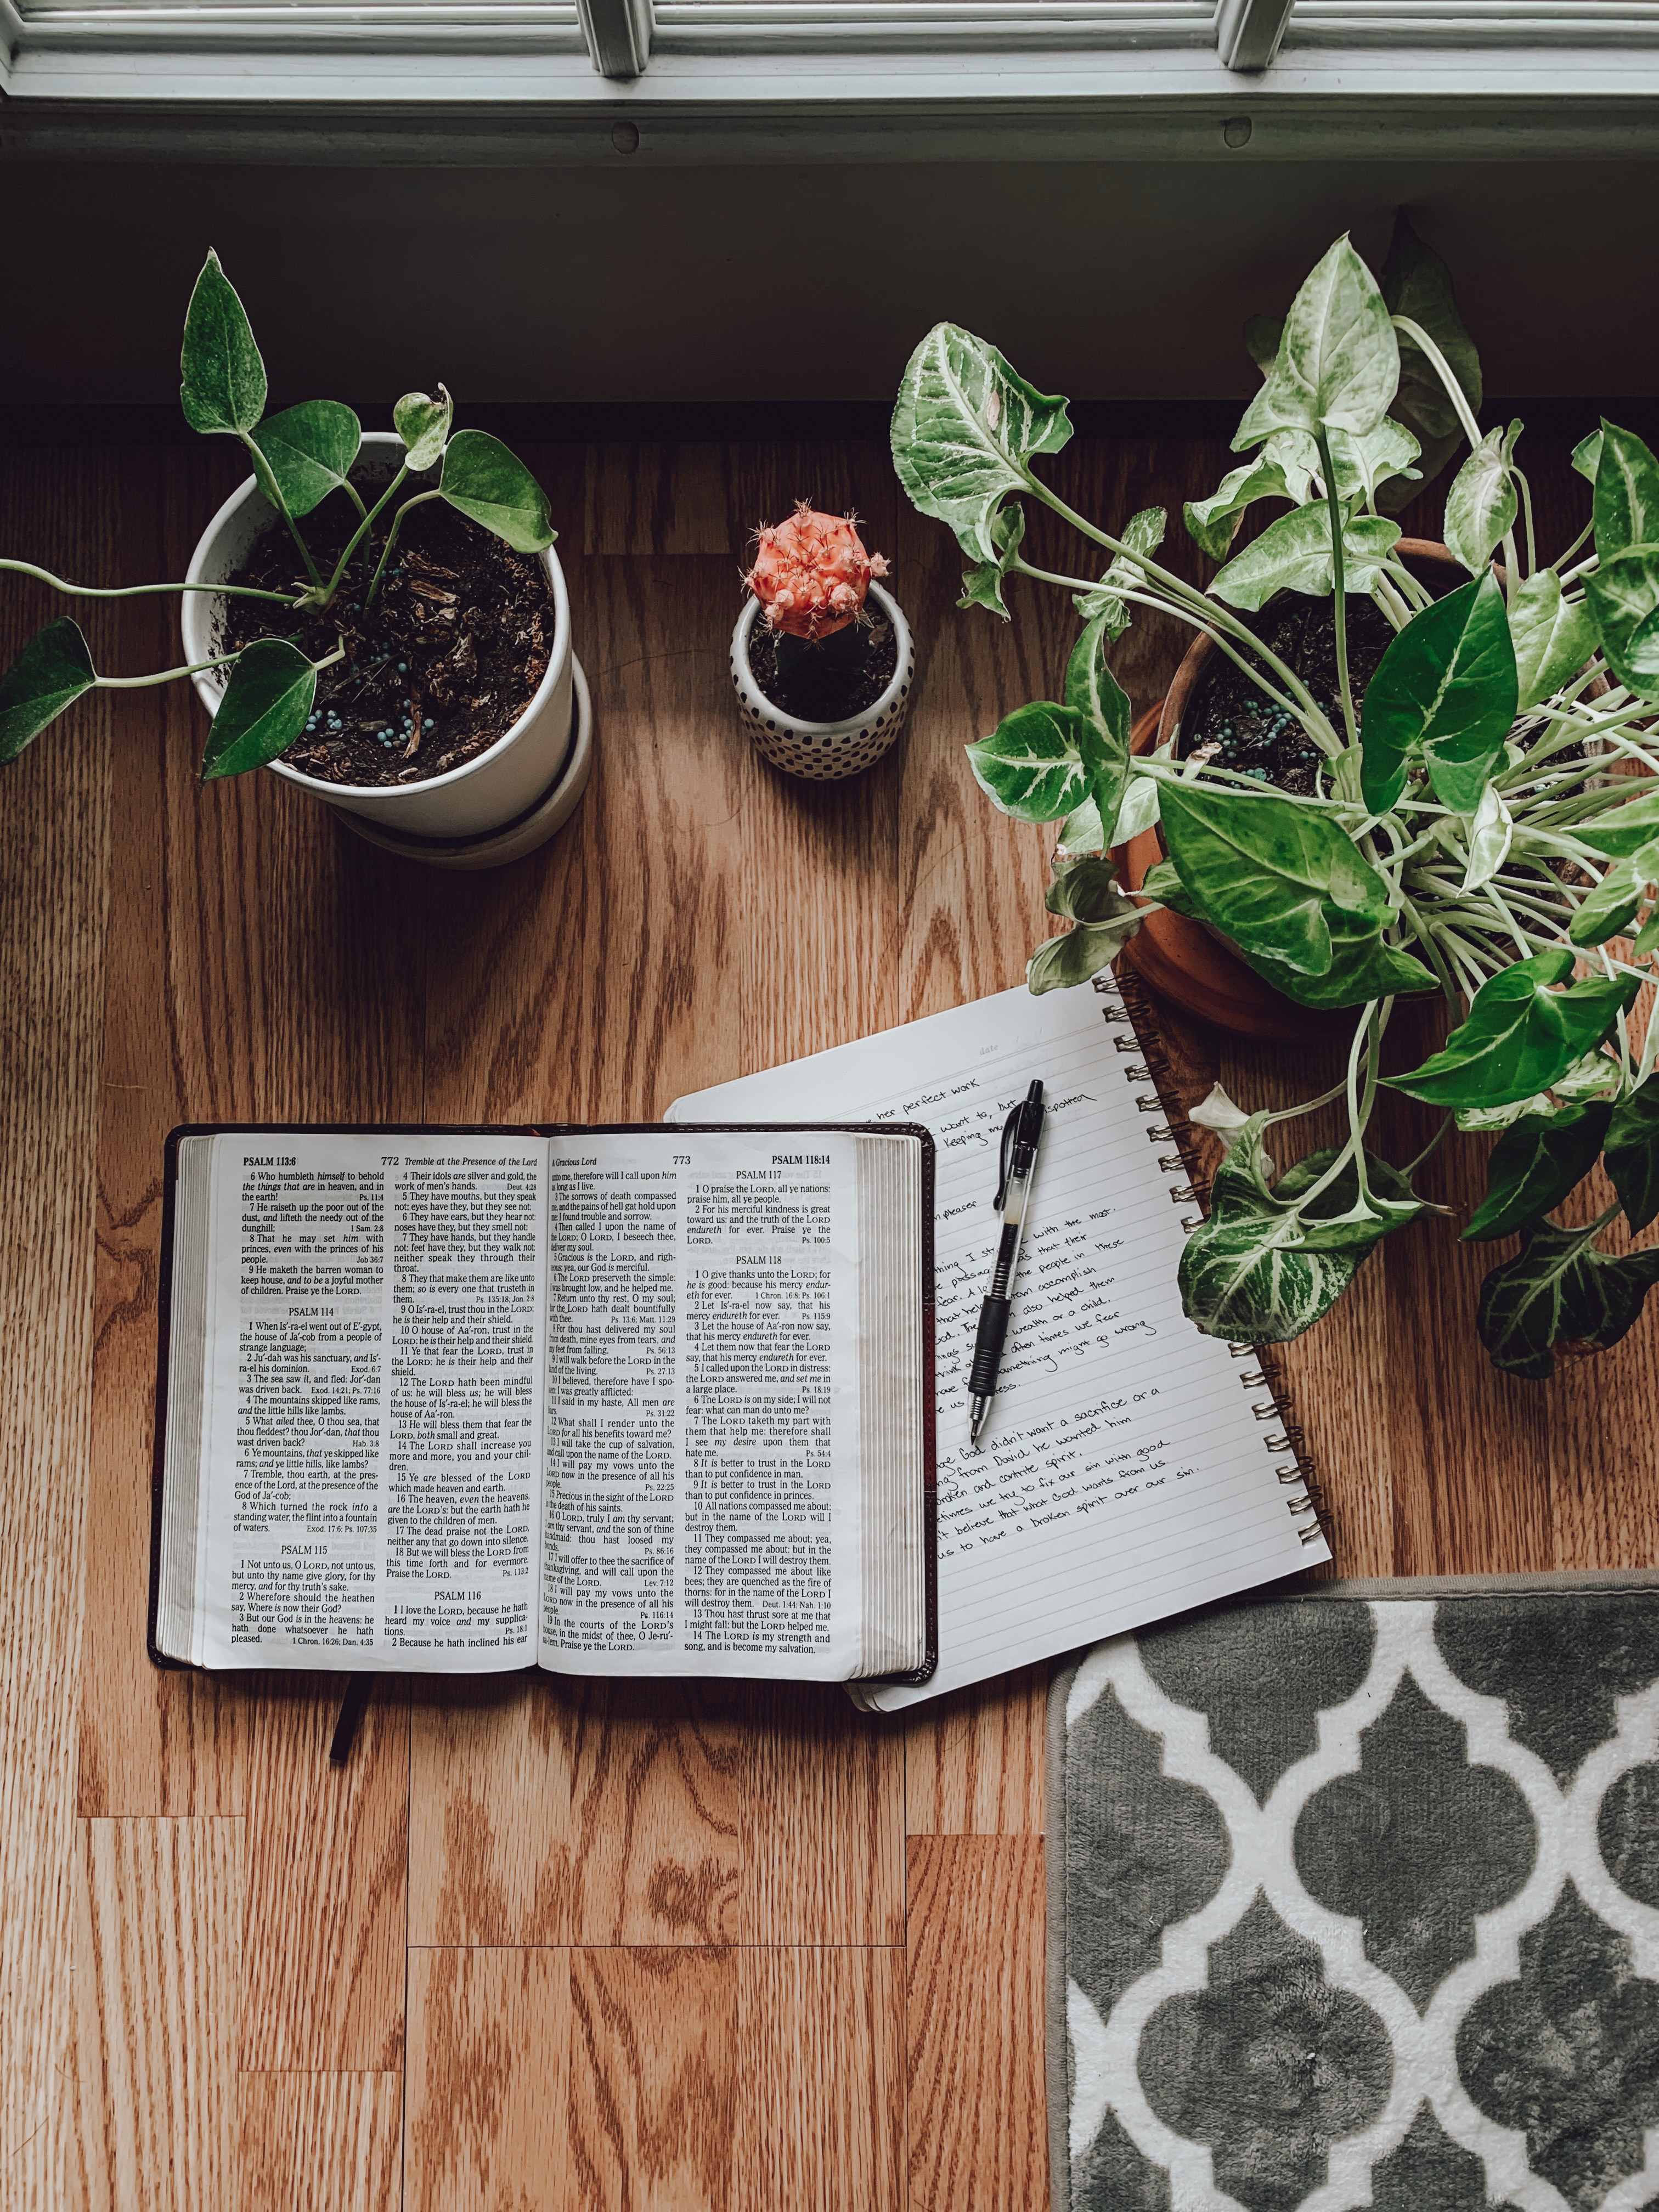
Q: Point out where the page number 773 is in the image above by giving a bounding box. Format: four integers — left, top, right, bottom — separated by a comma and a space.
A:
673, 1154, 691, 1165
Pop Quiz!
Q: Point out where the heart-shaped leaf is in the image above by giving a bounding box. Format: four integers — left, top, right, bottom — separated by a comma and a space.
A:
1113, 764, 1165, 847
1386, 948, 1639, 1110
1177, 1120, 1425, 1343
394, 385, 453, 472
1585, 546, 1659, 698
1073, 506, 1165, 637
1234, 236, 1400, 448
0, 619, 97, 761
1064, 612, 1133, 843
199, 637, 316, 781
1573, 430, 1602, 484
1381, 212, 1483, 450
1576, 790, 1659, 859
1026, 855, 1141, 993
1463, 1099, 1613, 1242
1185, 455, 1291, 561
1593, 419, 1659, 560
249, 400, 362, 521
958, 503, 1025, 619
964, 701, 1088, 824
438, 431, 556, 553
1567, 840, 1659, 948
1236, 906, 1437, 1011
1359, 572, 1517, 814
1156, 782, 1389, 976
1477, 1222, 1659, 1379
1509, 571, 1596, 712
1606, 1078, 1659, 1231
1444, 428, 1518, 575
1460, 782, 1514, 893
1211, 505, 1401, 612
891, 323, 1073, 565
179, 251, 267, 438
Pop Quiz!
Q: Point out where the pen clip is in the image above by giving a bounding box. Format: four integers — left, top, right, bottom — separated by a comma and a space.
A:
994, 1104, 1023, 1211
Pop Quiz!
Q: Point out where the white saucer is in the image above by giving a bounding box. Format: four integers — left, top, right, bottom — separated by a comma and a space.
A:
334, 657, 593, 871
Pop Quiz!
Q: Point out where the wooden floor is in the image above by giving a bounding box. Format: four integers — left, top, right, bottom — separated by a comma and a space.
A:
2, 420, 1656, 2211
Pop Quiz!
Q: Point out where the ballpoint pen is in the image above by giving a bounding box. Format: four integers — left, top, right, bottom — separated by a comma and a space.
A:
966, 1079, 1046, 1449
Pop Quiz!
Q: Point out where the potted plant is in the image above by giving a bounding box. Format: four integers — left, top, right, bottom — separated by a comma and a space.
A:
889, 219, 1659, 1381
731, 503, 914, 779
0, 252, 589, 861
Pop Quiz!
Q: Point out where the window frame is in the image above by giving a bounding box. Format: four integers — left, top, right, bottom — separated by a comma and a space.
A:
5, 0, 1659, 155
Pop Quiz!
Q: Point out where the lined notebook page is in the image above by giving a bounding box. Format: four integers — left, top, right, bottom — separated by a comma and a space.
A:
669, 983, 1328, 1711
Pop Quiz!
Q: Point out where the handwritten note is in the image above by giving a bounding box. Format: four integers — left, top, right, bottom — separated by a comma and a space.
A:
669, 983, 1328, 1709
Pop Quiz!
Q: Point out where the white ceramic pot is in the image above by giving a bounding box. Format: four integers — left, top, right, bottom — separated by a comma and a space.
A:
730, 582, 914, 781
182, 431, 575, 840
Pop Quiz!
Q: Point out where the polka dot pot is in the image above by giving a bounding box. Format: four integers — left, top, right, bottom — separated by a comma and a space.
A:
730, 583, 914, 781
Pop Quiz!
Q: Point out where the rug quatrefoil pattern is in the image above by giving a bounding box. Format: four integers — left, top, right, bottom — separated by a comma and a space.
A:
1049, 1583, 1659, 2212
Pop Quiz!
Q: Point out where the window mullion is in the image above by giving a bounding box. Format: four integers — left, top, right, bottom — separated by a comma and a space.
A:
1215, 0, 1293, 66
578, 0, 653, 76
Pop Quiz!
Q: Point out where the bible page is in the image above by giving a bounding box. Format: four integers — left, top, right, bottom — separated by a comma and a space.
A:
669, 985, 1329, 1711
191, 1132, 548, 1671
540, 1131, 864, 1678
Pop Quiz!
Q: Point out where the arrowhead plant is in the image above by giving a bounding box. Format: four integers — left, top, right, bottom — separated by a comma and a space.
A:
890, 211, 1659, 1379
0, 252, 557, 783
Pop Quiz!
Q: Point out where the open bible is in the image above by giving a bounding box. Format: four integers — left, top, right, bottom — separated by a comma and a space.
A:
150, 1123, 935, 1687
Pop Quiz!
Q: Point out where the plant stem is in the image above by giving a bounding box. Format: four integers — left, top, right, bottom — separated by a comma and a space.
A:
1404, 1115, 1454, 1176
1022, 476, 1339, 742
1391, 316, 1484, 450
95, 651, 241, 689
317, 466, 410, 608
365, 490, 442, 607
1314, 428, 1360, 751
0, 558, 302, 606
1514, 466, 1538, 578
241, 433, 321, 590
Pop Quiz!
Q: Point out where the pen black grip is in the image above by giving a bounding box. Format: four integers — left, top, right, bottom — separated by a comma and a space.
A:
968, 1297, 1012, 1397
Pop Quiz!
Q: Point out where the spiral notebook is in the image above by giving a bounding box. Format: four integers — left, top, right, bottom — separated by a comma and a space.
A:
669, 975, 1329, 1712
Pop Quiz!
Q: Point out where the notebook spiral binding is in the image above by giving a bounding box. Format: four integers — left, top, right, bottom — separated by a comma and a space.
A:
1091, 963, 1330, 1550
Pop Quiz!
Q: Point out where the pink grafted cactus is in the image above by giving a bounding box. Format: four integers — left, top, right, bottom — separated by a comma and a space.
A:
743, 503, 890, 641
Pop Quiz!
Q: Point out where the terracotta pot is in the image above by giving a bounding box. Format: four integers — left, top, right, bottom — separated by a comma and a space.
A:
1111, 539, 1466, 1043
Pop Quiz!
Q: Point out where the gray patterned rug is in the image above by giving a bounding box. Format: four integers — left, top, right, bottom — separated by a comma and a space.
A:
1047, 1575, 1659, 2212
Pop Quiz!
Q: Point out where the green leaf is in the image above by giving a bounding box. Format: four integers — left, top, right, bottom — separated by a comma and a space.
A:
1573, 430, 1602, 484
958, 504, 1025, 620
1585, 546, 1659, 699
1460, 782, 1513, 893
1184, 455, 1291, 562
1463, 1099, 1613, 1242
199, 638, 316, 782
964, 702, 1088, 824
1177, 1121, 1424, 1344
438, 431, 556, 554
249, 400, 362, 522
1444, 429, 1518, 575
1027, 856, 1141, 993
1113, 763, 1165, 846
179, 250, 267, 438
1554, 1051, 1623, 1103
1211, 506, 1401, 612
1477, 1222, 1659, 1379
0, 619, 96, 762
1606, 1078, 1659, 1231
1637, 907, 1659, 958
1237, 907, 1437, 1011
1358, 572, 1518, 814
1509, 571, 1596, 713
394, 385, 453, 472
1055, 794, 1103, 856
891, 323, 1073, 565
1567, 842, 1659, 948
1244, 315, 1284, 373
1156, 781, 1388, 975
1593, 419, 1659, 560
1234, 236, 1400, 448
1380, 211, 1483, 451
1071, 506, 1166, 639
1576, 790, 1659, 859
1064, 612, 1133, 842
1386, 947, 1640, 1110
